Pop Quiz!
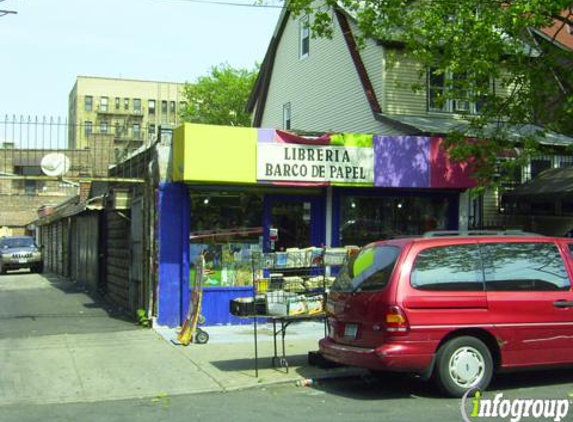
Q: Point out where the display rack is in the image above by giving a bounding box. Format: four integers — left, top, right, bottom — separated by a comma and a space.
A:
230, 247, 350, 376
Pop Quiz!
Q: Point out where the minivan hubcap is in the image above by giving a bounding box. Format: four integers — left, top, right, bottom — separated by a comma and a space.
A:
448, 346, 485, 388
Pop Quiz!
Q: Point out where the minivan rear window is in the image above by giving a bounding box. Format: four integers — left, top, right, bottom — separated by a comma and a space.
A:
331, 245, 400, 292
411, 244, 484, 291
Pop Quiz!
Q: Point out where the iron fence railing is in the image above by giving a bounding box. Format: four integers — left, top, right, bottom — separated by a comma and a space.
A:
0, 115, 163, 184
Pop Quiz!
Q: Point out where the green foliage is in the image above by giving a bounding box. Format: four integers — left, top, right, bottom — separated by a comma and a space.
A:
288, 0, 573, 188
136, 308, 151, 328
180, 63, 258, 127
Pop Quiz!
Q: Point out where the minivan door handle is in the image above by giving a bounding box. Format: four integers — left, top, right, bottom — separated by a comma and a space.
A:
553, 300, 573, 308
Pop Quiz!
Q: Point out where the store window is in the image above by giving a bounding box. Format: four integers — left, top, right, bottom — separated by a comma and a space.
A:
339, 194, 452, 246
189, 192, 264, 287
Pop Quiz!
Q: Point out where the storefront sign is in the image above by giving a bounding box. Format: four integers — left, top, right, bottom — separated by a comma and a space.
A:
257, 144, 374, 183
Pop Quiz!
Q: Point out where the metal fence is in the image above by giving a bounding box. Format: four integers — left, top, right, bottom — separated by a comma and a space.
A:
0, 115, 159, 184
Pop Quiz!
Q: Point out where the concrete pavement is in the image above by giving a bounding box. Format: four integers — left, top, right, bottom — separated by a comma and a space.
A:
156, 321, 363, 392
0, 272, 361, 406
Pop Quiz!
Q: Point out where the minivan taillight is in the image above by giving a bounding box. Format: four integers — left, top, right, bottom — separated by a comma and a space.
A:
385, 306, 409, 334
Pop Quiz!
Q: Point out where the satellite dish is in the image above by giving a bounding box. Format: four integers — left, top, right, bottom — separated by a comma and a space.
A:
40, 153, 71, 177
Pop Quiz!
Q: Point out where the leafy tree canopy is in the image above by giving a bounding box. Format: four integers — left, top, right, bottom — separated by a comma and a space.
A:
288, 0, 573, 189
181, 63, 258, 127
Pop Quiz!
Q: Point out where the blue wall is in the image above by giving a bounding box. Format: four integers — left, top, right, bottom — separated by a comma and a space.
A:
157, 182, 190, 327
202, 287, 254, 326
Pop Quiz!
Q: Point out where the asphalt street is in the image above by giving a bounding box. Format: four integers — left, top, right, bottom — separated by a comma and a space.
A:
3, 370, 573, 422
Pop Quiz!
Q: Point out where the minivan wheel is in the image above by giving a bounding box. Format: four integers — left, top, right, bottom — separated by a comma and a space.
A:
434, 336, 493, 398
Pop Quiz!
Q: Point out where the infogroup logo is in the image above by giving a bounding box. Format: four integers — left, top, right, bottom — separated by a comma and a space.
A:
460, 389, 570, 422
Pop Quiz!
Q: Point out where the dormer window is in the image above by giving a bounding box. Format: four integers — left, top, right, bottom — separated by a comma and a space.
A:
299, 16, 310, 59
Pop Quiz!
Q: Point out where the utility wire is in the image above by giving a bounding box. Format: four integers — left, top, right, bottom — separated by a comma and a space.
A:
0, 0, 17, 16
152, 0, 286, 9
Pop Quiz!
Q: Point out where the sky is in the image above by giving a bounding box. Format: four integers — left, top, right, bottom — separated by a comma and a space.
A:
0, 0, 282, 118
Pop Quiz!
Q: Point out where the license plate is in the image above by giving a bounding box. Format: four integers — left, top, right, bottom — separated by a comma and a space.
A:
344, 323, 358, 339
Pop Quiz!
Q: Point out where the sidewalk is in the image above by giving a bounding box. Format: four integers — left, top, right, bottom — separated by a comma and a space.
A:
0, 273, 363, 407
155, 321, 365, 392
0, 321, 362, 406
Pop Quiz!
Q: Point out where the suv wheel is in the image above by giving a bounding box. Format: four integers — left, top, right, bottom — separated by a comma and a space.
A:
434, 336, 493, 397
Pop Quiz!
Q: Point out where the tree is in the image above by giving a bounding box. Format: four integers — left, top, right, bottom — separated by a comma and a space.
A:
289, 0, 573, 188
181, 63, 258, 127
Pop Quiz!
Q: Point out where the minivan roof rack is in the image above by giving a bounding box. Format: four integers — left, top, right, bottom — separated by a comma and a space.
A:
423, 230, 541, 238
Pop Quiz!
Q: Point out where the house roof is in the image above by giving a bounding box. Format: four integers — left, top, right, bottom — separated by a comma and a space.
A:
504, 167, 573, 200
377, 113, 573, 146
537, 10, 573, 51
248, 6, 382, 127
249, 4, 573, 147
247, 8, 290, 125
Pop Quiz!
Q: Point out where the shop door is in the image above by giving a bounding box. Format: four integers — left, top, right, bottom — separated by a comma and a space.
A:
263, 195, 324, 252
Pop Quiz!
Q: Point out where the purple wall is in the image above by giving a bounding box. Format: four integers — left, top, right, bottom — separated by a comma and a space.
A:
374, 136, 431, 188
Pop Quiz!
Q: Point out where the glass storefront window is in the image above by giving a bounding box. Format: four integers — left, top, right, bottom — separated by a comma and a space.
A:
190, 192, 263, 287
339, 195, 452, 246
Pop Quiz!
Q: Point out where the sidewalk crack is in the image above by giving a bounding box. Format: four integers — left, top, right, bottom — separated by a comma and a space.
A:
64, 333, 87, 399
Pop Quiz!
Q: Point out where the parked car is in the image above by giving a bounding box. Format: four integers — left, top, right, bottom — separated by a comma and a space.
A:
320, 231, 573, 397
0, 236, 43, 274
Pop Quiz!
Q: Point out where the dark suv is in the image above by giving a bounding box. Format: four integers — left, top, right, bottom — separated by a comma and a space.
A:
0, 236, 43, 274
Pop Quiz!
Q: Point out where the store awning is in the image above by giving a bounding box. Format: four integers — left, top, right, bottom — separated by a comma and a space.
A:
504, 168, 573, 201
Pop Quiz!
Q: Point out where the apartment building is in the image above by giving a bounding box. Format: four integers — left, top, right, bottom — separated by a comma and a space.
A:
68, 76, 185, 153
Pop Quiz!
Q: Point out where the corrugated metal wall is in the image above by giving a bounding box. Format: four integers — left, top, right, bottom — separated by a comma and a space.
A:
105, 210, 131, 310
130, 197, 144, 313
70, 213, 100, 292
41, 220, 69, 276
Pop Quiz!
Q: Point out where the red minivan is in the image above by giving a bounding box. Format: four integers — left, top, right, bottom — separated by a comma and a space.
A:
320, 233, 573, 397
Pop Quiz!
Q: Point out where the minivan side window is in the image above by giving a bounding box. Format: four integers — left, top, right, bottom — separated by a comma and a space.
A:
411, 244, 484, 291
331, 245, 400, 292
482, 242, 570, 291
